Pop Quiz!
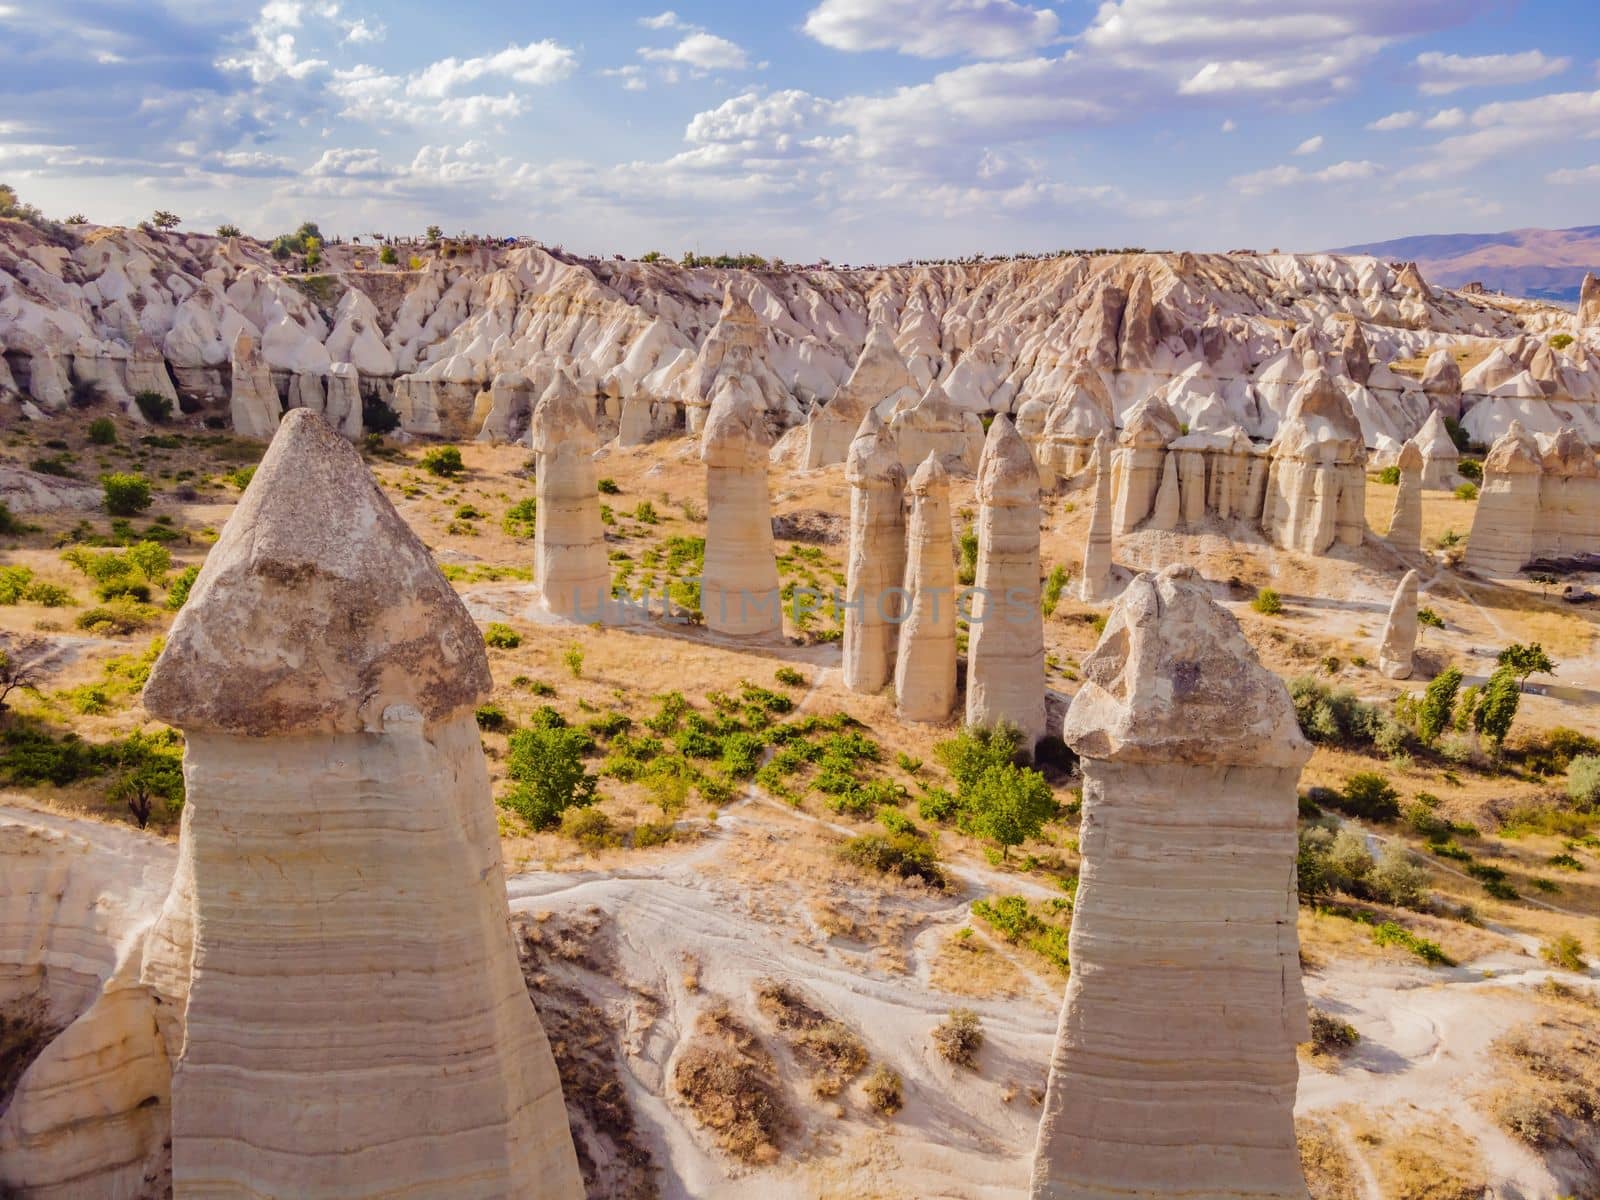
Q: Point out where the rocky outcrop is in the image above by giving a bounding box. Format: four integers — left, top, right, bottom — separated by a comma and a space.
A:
140, 410, 584, 1198
1261, 369, 1366, 554
228, 329, 281, 441
965, 416, 1045, 745
806, 325, 918, 468
895, 453, 958, 723
1078, 433, 1115, 602
1581, 273, 1600, 328
1539, 427, 1600, 559
323, 361, 363, 440
1387, 439, 1423, 551
1465, 420, 1546, 575
1111, 393, 1181, 536
1034, 564, 1310, 1199
683, 286, 797, 434
531, 370, 611, 622
843, 411, 906, 694
701, 372, 783, 637
474, 370, 534, 444
1420, 349, 1463, 421
889, 379, 983, 475
1413, 409, 1460, 488
1378, 569, 1421, 680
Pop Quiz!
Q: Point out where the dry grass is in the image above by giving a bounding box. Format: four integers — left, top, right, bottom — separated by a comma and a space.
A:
1296, 1117, 1361, 1200
671, 1003, 789, 1165
861, 1063, 903, 1116
753, 978, 868, 1099
930, 1008, 985, 1069
1345, 1114, 1488, 1200
1477, 1006, 1600, 1189
928, 926, 1032, 998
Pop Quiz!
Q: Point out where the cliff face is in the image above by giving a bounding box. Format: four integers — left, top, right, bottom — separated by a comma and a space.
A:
2, 220, 1597, 447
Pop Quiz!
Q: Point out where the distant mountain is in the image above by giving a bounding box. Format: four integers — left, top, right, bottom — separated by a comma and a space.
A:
1332, 224, 1600, 303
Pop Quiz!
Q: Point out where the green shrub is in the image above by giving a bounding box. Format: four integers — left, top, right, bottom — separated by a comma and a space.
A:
561, 806, 619, 850
1549, 333, 1575, 350
75, 600, 158, 635
474, 703, 510, 731
1367, 842, 1431, 908
1371, 921, 1453, 966
1307, 1008, 1360, 1054
96, 579, 151, 603
1377, 465, 1401, 486
22, 582, 72, 607
379, 245, 398, 266
503, 497, 537, 538
483, 623, 521, 649
774, 666, 805, 687
0, 501, 28, 537
0, 566, 33, 605
1040, 565, 1069, 616
133, 391, 172, 424
633, 500, 659, 524
225, 465, 256, 491
1547, 853, 1583, 871
101, 473, 152, 516
840, 831, 944, 886
931, 1008, 984, 1068
1457, 459, 1482, 483
1339, 772, 1401, 821
971, 894, 1071, 971
88, 417, 117, 445
499, 725, 598, 830
957, 524, 978, 585
862, 1064, 903, 1115
597, 477, 620, 495
1251, 587, 1283, 615
1454, 482, 1478, 501
563, 644, 584, 678
127, 541, 170, 583
165, 565, 200, 610
420, 445, 464, 477
1540, 933, 1586, 971
1569, 755, 1600, 807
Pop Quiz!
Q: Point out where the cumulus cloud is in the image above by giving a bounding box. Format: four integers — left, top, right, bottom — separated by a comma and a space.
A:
639, 32, 751, 71
1292, 134, 1324, 155
1547, 163, 1600, 184
1404, 87, 1600, 179
1422, 107, 1465, 129
602, 65, 647, 92
1415, 49, 1570, 95
639, 11, 686, 30
1368, 110, 1418, 131
802, 0, 1061, 60
407, 41, 577, 98
1233, 158, 1380, 193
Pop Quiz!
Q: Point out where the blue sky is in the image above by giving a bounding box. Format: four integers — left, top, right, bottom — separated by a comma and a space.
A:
1, 1, 1597, 261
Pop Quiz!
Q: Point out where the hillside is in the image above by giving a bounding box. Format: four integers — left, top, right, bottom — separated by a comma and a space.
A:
1334, 224, 1600, 303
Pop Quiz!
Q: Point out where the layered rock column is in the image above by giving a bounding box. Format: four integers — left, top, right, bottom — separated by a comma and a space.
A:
1465, 421, 1543, 575
806, 325, 918, 468
965, 416, 1046, 745
531, 370, 611, 621
895, 453, 957, 722
1378, 568, 1421, 680
1111, 394, 1180, 536
1032, 565, 1311, 1200
1387, 439, 1423, 551
700, 373, 783, 637
1078, 432, 1114, 602
228, 329, 281, 441
139, 410, 584, 1199
843, 411, 906, 693
1261, 369, 1366, 554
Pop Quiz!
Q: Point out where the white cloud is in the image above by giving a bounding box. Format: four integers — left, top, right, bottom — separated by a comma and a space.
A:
1416, 49, 1569, 95
1233, 159, 1379, 193
686, 91, 835, 146
218, 2, 327, 83
1368, 110, 1418, 131
342, 18, 383, 44
1547, 163, 1600, 184
306, 146, 394, 178
802, 0, 1061, 60
603, 65, 647, 92
1220, 118, 1236, 133
1292, 134, 1324, 155
407, 41, 577, 98
1404, 87, 1600, 179
1422, 107, 1465, 129
639, 32, 751, 71
639, 11, 685, 30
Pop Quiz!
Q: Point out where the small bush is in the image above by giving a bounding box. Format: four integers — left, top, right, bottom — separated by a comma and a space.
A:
862, 1064, 903, 1116
1338, 772, 1401, 821
1371, 921, 1453, 966
1567, 755, 1600, 808
1454, 481, 1479, 501
1457, 458, 1482, 483
483, 623, 521, 649
133, 390, 172, 424
420, 445, 464, 477
561, 806, 619, 850
1377, 465, 1401, 485
597, 477, 620, 494
563, 644, 585, 678
1540, 933, 1586, 972
474, 703, 510, 731
774, 665, 805, 687
1251, 587, 1283, 615
1306, 1008, 1360, 1055
74, 600, 159, 635
101, 473, 152, 516
87, 417, 117, 445
839, 832, 944, 887
22, 582, 72, 607
165, 565, 200, 610
931, 1009, 984, 1068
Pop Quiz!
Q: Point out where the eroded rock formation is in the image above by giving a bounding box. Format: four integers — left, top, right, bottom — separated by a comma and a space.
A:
895, 453, 957, 723
1078, 432, 1114, 602
1261, 369, 1367, 554
965, 416, 1045, 745
701, 372, 783, 637
138, 409, 584, 1198
1413, 409, 1461, 488
1034, 564, 1311, 1199
889, 379, 983, 475
1378, 569, 1421, 680
1387, 439, 1424, 551
806, 325, 918, 468
531, 369, 611, 622
228, 329, 281, 441
1463, 421, 1600, 575
843, 411, 906, 693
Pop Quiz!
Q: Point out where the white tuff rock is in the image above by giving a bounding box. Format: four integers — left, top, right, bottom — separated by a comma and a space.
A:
895, 453, 958, 723
531, 370, 611, 622
843, 411, 906, 693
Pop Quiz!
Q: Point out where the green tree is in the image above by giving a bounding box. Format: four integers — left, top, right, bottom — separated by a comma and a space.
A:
500, 725, 598, 830
1496, 643, 1556, 691
101, 473, 153, 516
425, 224, 443, 241
303, 236, 322, 269
150, 210, 181, 230
107, 731, 185, 828
420, 445, 464, 477
958, 761, 1057, 860
215, 223, 242, 238
379, 244, 398, 265
1416, 667, 1462, 745
1474, 664, 1522, 755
